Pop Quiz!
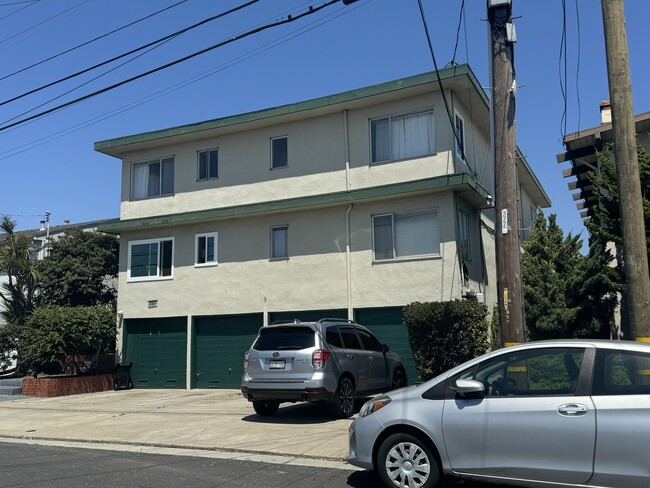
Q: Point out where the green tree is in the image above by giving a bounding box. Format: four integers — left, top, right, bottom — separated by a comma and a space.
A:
587, 144, 650, 271
36, 230, 118, 308
522, 213, 619, 340
22, 305, 116, 374
0, 215, 39, 326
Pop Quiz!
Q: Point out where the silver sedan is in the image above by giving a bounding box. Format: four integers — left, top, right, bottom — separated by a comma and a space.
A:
347, 340, 650, 488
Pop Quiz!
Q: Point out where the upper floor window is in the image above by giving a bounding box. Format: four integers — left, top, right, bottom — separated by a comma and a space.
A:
454, 110, 465, 161
271, 136, 288, 169
132, 157, 174, 200
370, 109, 434, 163
128, 238, 174, 281
195, 232, 218, 266
372, 209, 440, 261
458, 210, 470, 261
270, 225, 288, 259
198, 149, 218, 181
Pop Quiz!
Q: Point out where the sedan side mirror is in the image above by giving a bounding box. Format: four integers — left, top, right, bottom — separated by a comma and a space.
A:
381, 344, 390, 354
455, 379, 485, 397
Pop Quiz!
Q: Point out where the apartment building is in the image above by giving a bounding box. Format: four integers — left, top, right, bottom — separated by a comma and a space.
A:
95, 65, 550, 389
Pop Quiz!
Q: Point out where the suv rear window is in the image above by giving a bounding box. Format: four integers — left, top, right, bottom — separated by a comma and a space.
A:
253, 326, 315, 351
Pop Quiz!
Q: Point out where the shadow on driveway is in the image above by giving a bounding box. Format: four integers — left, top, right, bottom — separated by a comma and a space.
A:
241, 401, 341, 424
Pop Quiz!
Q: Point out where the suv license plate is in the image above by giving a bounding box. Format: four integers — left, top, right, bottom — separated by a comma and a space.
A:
269, 360, 286, 370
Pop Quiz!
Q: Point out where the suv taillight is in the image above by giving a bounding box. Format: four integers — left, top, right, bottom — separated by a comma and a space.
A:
244, 351, 249, 370
312, 349, 331, 369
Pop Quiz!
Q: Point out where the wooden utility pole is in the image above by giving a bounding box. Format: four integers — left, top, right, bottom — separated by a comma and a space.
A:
601, 0, 650, 341
488, 0, 526, 346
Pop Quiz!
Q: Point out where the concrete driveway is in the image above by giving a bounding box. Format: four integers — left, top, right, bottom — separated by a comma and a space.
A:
0, 389, 354, 466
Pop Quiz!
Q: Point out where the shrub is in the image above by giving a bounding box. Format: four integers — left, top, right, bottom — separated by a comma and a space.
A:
403, 300, 489, 382
23, 306, 116, 375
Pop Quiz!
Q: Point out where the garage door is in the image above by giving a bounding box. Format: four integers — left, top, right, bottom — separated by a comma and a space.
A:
124, 317, 187, 389
355, 307, 418, 385
268, 309, 347, 323
193, 313, 262, 389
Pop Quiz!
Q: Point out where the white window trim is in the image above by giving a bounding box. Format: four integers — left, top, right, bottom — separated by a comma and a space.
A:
127, 237, 175, 282
369, 108, 435, 164
194, 232, 218, 267
454, 109, 466, 162
130, 155, 175, 201
270, 225, 289, 260
270, 135, 289, 170
371, 208, 441, 262
197, 148, 219, 181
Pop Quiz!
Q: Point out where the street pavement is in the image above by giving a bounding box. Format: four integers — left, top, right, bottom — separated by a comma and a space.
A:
0, 389, 355, 469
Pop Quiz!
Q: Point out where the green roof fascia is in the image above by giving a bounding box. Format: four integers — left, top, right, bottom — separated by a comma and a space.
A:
516, 146, 551, 207
95, 65, 487, 154
98, 173, 489, 234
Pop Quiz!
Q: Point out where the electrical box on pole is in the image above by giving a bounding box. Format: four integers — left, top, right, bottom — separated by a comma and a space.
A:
488, 0, 526, 347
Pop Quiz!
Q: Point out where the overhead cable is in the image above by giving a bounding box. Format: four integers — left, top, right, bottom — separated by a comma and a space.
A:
0, 0, 260, 108
0, 0, 188, 82
0, 0, 343, 133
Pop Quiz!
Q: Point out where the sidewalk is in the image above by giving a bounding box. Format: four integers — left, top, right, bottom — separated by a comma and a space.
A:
0, 389, 354, 467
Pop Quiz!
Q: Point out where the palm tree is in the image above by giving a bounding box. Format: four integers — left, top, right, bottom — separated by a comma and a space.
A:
0, 215, 39, 325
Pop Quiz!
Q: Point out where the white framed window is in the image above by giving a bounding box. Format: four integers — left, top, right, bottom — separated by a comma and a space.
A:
127, 238, 174, 282
271, 136, 288, 169
454, 110, 465, 161
372, 209, 440, 261
195, 232, 218, 266
131, 157, 174, 200
197, 149, 218, 181
270, 225, 288, 259
458, 210, 470, 261
370, 109, 434, 163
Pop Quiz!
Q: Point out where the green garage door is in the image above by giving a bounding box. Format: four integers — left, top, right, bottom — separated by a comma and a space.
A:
193, 313, 262, 389
355, 307, 419, 385
269, 309, 347, 323
124, 317, 187, 389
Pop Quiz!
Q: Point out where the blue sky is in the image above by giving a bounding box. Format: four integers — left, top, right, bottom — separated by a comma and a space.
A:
1, 0, 649, 244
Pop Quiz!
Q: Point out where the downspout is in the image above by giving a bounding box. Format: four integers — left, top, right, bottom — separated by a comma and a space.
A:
346, 204, 353, 320
344, 109, 351, 190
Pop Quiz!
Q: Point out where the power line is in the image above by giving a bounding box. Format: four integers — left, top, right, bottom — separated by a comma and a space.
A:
447, 0, 465, 67
0, 0, 345, 134
0, 0, 188, 82
0, 0, 37, 21
0, 0, 261, 109
0, 1, 38, 6
0, 0, 92, 47
415, 0, 475, 176
0, 0, 367, 159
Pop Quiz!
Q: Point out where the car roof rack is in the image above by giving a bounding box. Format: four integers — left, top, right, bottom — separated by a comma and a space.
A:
317, 318, 356, 324
269, 319, 302, 325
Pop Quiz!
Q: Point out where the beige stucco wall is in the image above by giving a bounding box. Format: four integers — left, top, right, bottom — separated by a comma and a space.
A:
118, 91, 485, 220
116, 192, 471, 320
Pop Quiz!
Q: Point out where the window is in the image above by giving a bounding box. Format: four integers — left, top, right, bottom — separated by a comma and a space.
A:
450, 347, 585, 398
454, 110, 465, 161
197, 149, 218, 180
253, 327, 315, 350
339, 327, 363, 350
271, 136, 288, 169
270, 225, 288, 259
356, 328, 383, 352
370, 110, 434, 163
326, 328, 343, 348
458, 210, 470, 261
593, 350, 650, 396
372, 209, 440, 261
131, 157, 174, 200
195, 232, 217, 266
128, 238, 174, 281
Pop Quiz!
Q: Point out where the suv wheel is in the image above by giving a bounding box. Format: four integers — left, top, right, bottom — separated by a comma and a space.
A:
376, 433, 440, 488
330, 377, 355, 418
391, 368, 407, 390
252, 400, 279, 416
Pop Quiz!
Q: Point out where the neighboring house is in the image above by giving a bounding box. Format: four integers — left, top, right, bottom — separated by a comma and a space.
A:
0, 218, 118, 328
557, 102, 650, 339
95, 64, 550, 390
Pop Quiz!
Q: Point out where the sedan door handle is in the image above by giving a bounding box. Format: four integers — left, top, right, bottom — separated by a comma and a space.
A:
346, 354, 354, 359
558, 403, 588, 416
369, 356, 375, 362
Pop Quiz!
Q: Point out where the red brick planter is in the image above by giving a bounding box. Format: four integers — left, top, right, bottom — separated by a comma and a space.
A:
22, 374, 114, 397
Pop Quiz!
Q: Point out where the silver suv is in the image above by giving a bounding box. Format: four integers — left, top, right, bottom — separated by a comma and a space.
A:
240, 318, 406, 418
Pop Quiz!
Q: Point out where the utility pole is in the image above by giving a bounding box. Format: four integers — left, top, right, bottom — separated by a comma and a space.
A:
601, 0, 650, 341
488, 0, 526, 347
